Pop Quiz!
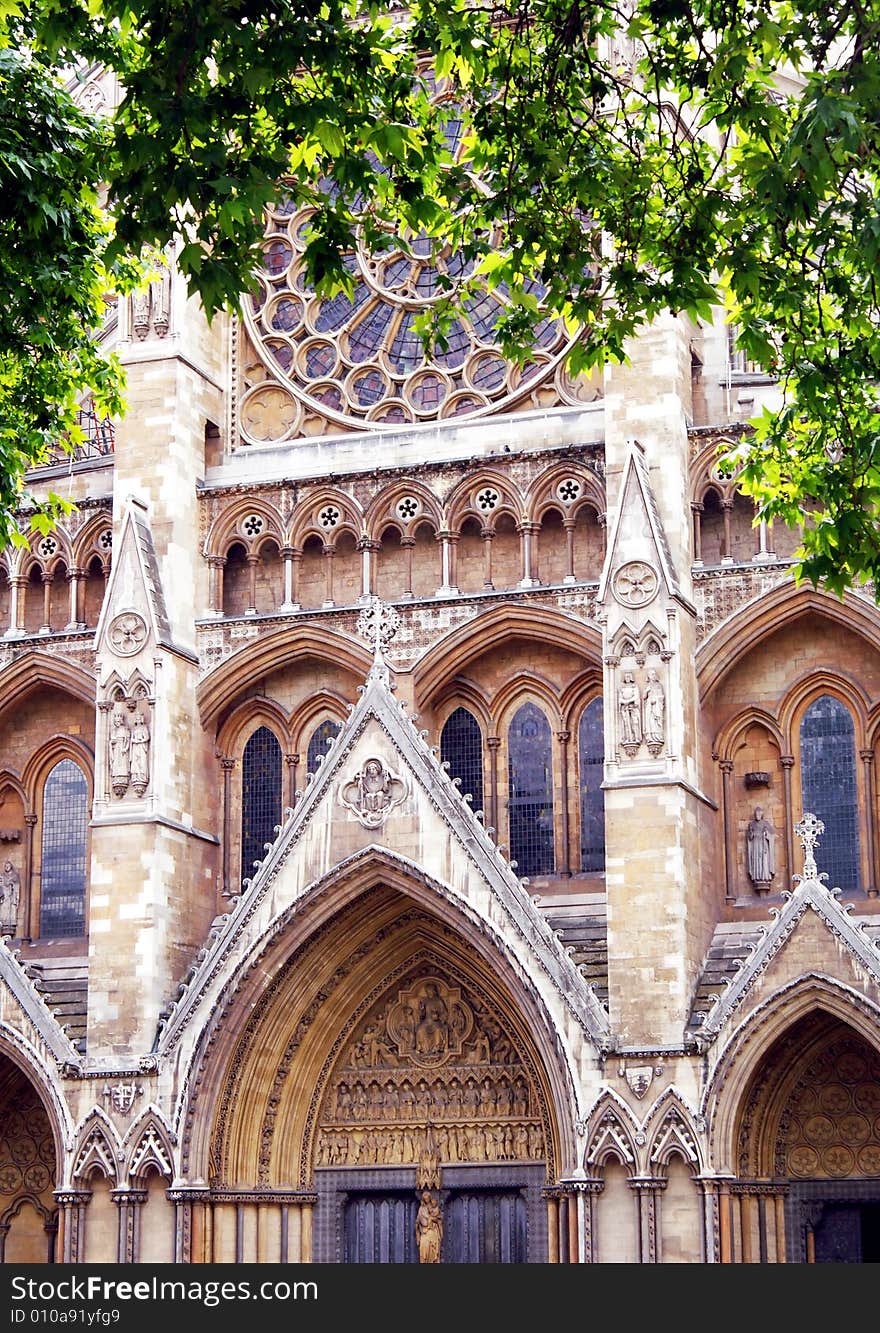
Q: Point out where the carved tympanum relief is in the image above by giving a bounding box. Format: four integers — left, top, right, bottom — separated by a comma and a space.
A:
316, 969, 545, 1168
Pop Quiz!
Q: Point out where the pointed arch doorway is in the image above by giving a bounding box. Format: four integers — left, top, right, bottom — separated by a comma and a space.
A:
197, 874, 572, 1263
734, 1010, 880, 1262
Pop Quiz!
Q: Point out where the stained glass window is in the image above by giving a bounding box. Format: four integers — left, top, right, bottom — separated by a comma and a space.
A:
307, 719, 342, 775
40, 759, 88, 937
440, 708, 484, 817
239, 81, 583, 439
241, 727, 282, 888
800, 695, 861, 891
508, 703, 554, 877
579, 697, 605, 872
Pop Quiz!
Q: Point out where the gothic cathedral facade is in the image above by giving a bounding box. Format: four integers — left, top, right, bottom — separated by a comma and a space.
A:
1, 67, 880, 1266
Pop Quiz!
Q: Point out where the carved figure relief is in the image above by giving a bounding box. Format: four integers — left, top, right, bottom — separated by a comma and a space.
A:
340, 757, 406, 827
618, 671, 642, 755
0, 858, 21, 935
315, 967, 545, 1169
109, 704, 132, 797
101, 1081, 144, 1115
129, 709, 151, 797
416, 1190, 443, 1263
746, 805, 776, 891
106, 686, 153, 799
131, 258, 171, 341
642, 668, 666, 756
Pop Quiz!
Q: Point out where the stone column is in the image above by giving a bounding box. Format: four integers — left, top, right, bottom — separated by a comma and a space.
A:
245, 554, 259, 614
220, 757, 235, 899
486, 736, 501, 841
720, 498, 734, 561
40, 570, 52, 633
24, 812, 38, 939
691, 501, 704, 564
861, 748, 878, 896
780, 756, 795, 884
632, 1177, 664, 1262
719, 758, 736, 901
66, 566, 83, 630
556, 730, 572, 877
54, 1190, 90, 1263
11, 575, 26, 635
518, 522, 539, 587
400, 536, 415, 598
563, 518, 577, 583
481, 527, 494, 589
322, 545, 335, 607
358, 538, 374, 600
208, 556, 225, 616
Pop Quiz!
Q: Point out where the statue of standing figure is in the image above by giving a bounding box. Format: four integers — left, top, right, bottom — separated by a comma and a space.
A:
747, 805, 776, 892
642, 668, 666, 755
0, 859, 21, 936
129, 708, 151, 796
109, 704, 131, 797
618, 671, 642, 753
415, 1190, 443, 1263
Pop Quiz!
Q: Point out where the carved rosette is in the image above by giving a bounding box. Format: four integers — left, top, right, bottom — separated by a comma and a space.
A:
315, 969, 545, 1170
108, 613, 148, 657
612, 560, 659, 608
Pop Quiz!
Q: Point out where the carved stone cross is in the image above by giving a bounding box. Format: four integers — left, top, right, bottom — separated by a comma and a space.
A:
356, 596, 400, 664
795, 811, 825, 882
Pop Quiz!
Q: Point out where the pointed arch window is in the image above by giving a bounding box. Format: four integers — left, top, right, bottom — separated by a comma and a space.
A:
241, 726, 282, 888
40, 759, 88, 937
508, 703, 554, 876
306, 719, 342, 774
800, 694, 860, 891
579, 696, 605, 872
440, 707, 484, 815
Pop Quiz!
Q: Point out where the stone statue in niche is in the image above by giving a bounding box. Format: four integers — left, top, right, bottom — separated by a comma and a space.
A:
340, 757, 406, 827
0, 858, 21, 935
746, 805, 776, 892
416, 1190, 443, 1263
129, 708, 151, 796
642, 668, 666, 756
618, 670, 642, 754
109, 704, 131, 797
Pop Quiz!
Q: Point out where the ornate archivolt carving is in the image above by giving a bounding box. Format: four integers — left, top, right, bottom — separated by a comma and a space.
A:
315, 966, 546, 1170
339, 757, 407, 828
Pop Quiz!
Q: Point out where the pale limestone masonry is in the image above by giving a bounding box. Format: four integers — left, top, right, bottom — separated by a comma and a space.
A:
0, 235, 878, 1265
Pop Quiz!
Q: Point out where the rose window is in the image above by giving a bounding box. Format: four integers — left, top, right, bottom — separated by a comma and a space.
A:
99, 530, 113, 551
238, 95, 598, 442
38, 537, 58, 559
395, 496, 420, 522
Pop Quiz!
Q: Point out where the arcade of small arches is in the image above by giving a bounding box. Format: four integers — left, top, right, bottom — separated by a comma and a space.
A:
204, 468, 607, 618
0, 519, 111, 639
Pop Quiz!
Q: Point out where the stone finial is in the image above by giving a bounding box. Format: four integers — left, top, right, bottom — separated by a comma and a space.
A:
356, 596, 400, 684
794, 811, 825, 884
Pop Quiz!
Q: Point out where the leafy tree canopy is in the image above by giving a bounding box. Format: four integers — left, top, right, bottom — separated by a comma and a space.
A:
2, 0, 880, 594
